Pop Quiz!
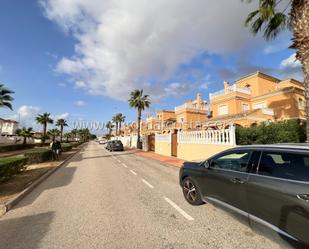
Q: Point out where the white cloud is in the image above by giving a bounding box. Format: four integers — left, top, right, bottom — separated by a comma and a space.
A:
164, 82, 192, 97
279, 53, 303, 81
53, 112, 70, 121
8, 105, 40, 128
280, 53, 301, 69
41, 0, 259, 100
74, 100, 86, 106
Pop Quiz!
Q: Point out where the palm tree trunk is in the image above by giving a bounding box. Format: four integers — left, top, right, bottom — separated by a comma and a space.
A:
60, 126, 63, 142
42, 123, 47, 144
291, 0, 309, 142
23, 137, 26, 145
119, 122, 122, 136
137, 108, 142, 149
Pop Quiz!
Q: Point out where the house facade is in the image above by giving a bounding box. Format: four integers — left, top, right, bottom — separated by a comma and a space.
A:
207, 71, 305, 127
0, 118, 18, 136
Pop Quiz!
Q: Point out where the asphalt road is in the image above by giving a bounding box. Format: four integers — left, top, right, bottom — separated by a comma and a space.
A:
0, 142, 284, 249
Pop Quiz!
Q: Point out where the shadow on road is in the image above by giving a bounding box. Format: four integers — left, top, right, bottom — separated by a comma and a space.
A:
13, 164, 77, 209
0, 211, 55, 249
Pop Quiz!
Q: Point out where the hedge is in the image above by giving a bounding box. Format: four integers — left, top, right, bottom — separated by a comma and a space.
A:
24, 148, 53, 164
236, 119, 306, 145
0, 156, 28, 182
61, 143, 73, 152
0, 143, 36, 153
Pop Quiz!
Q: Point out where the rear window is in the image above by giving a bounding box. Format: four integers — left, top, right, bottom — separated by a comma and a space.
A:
258, 151, 309, 182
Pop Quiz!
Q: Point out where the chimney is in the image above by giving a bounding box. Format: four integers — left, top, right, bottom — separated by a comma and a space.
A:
224, 81, 230, 89
196, 93, 201, 107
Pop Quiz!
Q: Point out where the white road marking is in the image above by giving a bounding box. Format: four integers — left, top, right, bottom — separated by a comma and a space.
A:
117, 159, 121, 163
130, 170, 137, 175
122, 163, 128, 168
163, 197, 194, 221
141, 179, 154, 189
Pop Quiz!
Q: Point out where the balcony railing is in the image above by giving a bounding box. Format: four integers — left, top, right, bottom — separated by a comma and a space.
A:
261, 108, 274, 115
175, 103, 208, 112
209, 84, 251, 99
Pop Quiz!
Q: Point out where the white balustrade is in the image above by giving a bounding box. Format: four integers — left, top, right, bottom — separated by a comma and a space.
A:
178, 126, 236, 145
209, 84, 251, 99
155, 133, 171, 143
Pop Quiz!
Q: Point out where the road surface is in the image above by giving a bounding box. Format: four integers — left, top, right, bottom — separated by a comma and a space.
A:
0, 142, 284, 249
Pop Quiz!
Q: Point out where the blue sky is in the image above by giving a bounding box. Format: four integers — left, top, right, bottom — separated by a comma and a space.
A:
0, 0, 302, 134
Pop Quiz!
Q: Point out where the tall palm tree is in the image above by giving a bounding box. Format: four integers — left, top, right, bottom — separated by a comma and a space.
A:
244, 0, 309, 141
56, 118, 68, 142
112, 115, 119, 135
128, 89, 151, 149
36, 113, 53, 143
0, 84, 14, 110
78, 128, 90, 142
48, 128, 60, 141
117, 113, 126, 136
71, 129, 78, 141
106, 121, 114, 135
16, 127, 33, 145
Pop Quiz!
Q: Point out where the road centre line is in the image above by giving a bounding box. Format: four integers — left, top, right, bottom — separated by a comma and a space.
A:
130, 170, 137, 175
141, 179, 154, 189
163, 197, 194, 221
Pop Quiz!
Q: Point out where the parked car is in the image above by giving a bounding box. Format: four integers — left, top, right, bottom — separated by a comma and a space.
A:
106, 140, 124, 151
179, 144, 309, 247
99, 140, 106, 144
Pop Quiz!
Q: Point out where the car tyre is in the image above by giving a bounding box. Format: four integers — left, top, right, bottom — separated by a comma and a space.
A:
182, 177, 204, 206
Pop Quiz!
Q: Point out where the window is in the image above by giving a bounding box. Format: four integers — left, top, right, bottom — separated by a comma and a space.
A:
210, 150, 251, 172
258, 151, 309, 182
242, 103, 249, 112
298, 98, 305, 109
218, 105, 228, 115
253, 102, 266, 110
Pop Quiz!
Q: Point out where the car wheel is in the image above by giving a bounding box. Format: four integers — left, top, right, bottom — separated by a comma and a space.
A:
182, 177, 204, 205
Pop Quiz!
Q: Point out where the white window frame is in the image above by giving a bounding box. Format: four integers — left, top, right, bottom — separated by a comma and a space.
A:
242, 103, 250, 112
253, 101, 267, 110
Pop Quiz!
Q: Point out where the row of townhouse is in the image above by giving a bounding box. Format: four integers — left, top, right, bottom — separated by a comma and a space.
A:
122, 71, 305, 136
115, 71, 305, 160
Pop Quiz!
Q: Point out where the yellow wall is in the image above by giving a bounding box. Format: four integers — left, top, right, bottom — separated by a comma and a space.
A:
155, 141, 171, 157
177, 143, 234, 161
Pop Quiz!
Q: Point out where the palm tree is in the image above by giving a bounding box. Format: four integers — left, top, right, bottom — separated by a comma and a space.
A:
16, 127, 33, 145
117, 113, 126, 136
48, 128, 60, 141
78, 128, 90, 142
35, 113, 53, 143
128, 89, 151, 149
244, 0, 309, 141
106, 121, 114, 135
0, 84, 14, 110
63, 132, 72, 143
56, 118, 68, 142
71, 129, 78, 141
112, 115, 119, 135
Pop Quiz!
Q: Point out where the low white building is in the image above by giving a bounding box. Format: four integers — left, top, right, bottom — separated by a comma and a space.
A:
0, 118, 18, 136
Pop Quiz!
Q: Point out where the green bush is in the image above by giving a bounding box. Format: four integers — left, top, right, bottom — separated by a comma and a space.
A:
61, 143, 73, 152
236, 119, 306, 145
0, 156, 28, 182
24, 148, 52, 164
0, 143, 36, 153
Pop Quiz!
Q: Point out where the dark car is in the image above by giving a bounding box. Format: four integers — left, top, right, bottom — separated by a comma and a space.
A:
106, 140, 124, 151
179, 144, 309, 247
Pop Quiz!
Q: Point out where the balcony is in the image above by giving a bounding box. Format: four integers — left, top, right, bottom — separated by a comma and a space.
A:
261, 108, 274, 116
175, 103, 208, 112
209, 84, 251, 99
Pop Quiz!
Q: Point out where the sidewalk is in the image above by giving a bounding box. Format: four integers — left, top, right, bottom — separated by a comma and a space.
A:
132, 150, 185, 167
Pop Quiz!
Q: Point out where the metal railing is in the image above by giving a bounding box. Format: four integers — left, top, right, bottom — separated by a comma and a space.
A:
175, 103, 208, 112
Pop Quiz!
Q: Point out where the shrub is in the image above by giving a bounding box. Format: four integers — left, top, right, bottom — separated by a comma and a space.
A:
0, 143, 36, 153
236, 119, 306, 145
0, 156, 28, 182
61, 143, 73, 152
24, 148, 52, 164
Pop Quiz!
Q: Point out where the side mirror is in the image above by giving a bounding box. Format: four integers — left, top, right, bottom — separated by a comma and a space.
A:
204, 160, 210, 169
